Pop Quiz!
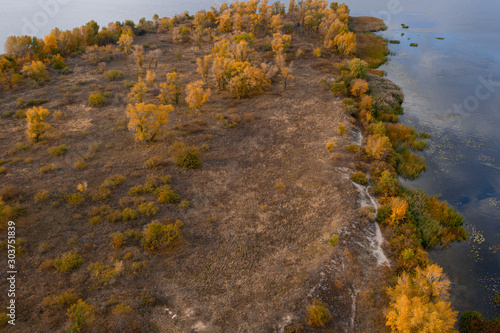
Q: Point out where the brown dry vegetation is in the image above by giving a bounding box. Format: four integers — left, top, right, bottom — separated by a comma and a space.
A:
349, 16, 387, 32
0, 18, 395, 333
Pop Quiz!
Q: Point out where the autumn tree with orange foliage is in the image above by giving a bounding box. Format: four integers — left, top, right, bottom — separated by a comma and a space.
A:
350, 79, 369, 97
389, 197, 408, 226
386, 264, 457, 333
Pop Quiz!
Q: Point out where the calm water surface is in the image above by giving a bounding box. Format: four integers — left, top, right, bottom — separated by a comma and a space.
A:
349, 0, 500, 318
1, 0, 499, 319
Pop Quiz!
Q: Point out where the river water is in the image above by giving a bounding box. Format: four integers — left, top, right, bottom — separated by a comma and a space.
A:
1, 0, 499, 319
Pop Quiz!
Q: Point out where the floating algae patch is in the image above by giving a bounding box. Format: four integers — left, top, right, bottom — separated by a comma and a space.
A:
488, 198, 500, 210
466, 225, 486, 263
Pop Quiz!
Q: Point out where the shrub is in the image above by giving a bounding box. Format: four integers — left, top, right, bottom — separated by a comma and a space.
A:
328, 234, 339, 246
26, 99, 48, 107
101, 174, 126, 187
155, 185, 180, 204
126, 103, 173, 142
54, 251, 83, 272
22, 60, 49, 83
331, 81, 347, 97
0, 313, 8, 327
128, 78, 149, 103
138, 202, 159, 217
460, 311, 483, 333
365, 134, 392, 160
67, 300, 94, 333
42, 290, 78, 309
374, 170, 400, 197
88, 91, 106, 107
89, 216, 102, 225
121, 208, 139, 221
75, 159, 88, 170
326, 139, 335, 152
48, 144, 68, 156
89, 262, 120, 285
40, 164, 57, 173
128, 185, 144, 196
185, 80, 210, 110
306, 299, 332, 327
338, 122, 346, 136
106, 210, 123, 223
104, 70, 124, 81
350, 79, 369, 97
51, 54, 66, 70
179, 200, 190, 208
111, 232, 124, 248
61, 67, 73, 75
26, 107, 53, 142
15, 110, 26, 119
170, 141, 201, 168
313, 47, 323, 58
65, 193, 84, 206
348, 58, 368, 78
350, 171, 368, 185
144, 156, 163, 169
142, 220, 183, 252
35, 190, 50, 202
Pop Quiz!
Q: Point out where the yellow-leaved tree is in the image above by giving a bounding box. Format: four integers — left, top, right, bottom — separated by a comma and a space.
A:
334, 29, 356, 56
389, 197, 408, 226
0, 57, 22, 89
351, 79, 369, 97
22, 61, 49, 83
276, 54, 294, 90
386, 264, 457, 333
126, 103, 173, 142
196, 55, 212, 83
145, 70, 156, 85
227, 62, 270, 98
185, 81, 211, 111
26, 107, 53, 142
128, 78, 149, 103
158, 71, 183, 104
118, 34, 134, 53
44, 33, 59, 54
272, 33, 291, 57
365, 134, 392, 160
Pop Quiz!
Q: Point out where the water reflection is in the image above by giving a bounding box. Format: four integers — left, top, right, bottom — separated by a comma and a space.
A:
347, 0, 500, 317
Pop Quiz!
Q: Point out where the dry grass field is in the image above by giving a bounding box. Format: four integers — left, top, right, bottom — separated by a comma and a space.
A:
0, 17, 394, 332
